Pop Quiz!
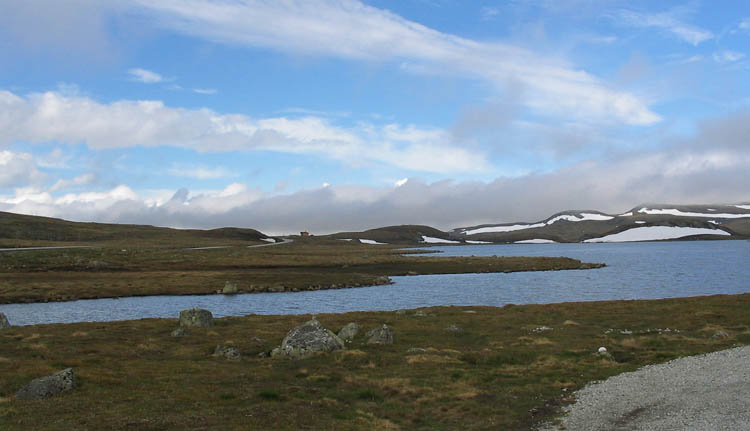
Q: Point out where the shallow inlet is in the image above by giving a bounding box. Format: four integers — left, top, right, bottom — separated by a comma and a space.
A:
2, 240, 749, 326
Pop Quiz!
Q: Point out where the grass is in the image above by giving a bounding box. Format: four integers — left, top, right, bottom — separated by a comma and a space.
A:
0, 240, 602, 303
0, 293, 748, 430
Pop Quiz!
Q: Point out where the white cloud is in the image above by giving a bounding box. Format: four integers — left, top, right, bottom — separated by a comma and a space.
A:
49, 172, 95, 192
167, 164, 233, 179
0, 150, 45, 187
713, 51, 746, 64
738, 18, 750, 32
0, 89, 486, 174
192, 88, 217, 95
127, 68, 165, 84
615, 8, 713, 45
125, 0, 659, 125
481, 6, 499, 21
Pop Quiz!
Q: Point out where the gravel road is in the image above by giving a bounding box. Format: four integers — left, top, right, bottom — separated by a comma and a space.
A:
539, 346, 750, 431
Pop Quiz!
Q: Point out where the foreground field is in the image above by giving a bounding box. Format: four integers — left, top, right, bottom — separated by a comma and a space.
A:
0, 240, 601, 303
1, 293, 748, 430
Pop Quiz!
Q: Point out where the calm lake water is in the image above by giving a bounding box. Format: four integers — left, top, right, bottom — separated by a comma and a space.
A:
2, 240, 749, 326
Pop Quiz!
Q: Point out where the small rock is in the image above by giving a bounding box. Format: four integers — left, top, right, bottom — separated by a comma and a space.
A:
179, 308, 214, 328
374, 276, 391, 285
213, 345, 241, 360
366, 324, 394, 345
222, 281, 238, 294
711, 330, 730, 340
532, 326, 553, 333
271, 317, 345, 359
598, 346, 608, 353
445, 324, 463, 332
171, 327, 189, 337
407, 347, 427, 354
0, 312, 10, 330
337, 323, 360, 342
15, 368, 75, 400
414, 311, 427, 317
407, 271, 419, 276
268, 285, 285, 293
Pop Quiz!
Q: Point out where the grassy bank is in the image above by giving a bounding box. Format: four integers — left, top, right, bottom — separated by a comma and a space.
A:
1, 293, 748, 430
0, 241, 602, 303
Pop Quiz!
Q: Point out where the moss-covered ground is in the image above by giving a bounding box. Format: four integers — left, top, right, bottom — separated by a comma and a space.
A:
1, 293, 748, 430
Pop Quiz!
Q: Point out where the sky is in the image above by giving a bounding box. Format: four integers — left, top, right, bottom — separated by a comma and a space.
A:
1, 0, 749, 235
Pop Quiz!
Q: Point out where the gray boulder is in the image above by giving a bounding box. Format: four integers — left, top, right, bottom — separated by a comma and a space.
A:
337, 323, 360, 342
15, 368, 75, 400
271, 317, 345, 359
222, 281, 238, 294
0, 312, 10, 329
213, 345, 241, 360
712, 330, 730, 340
179, 308, 214, 328
366, 324, 394, 344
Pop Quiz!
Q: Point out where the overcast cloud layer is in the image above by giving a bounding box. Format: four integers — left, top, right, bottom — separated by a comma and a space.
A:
0, 0, 749, 234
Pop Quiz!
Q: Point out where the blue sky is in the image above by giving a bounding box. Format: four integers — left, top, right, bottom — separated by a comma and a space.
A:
1, 0, 749, 234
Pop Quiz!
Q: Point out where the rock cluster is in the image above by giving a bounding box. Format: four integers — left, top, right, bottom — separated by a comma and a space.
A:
0, 312, 10, 330
15, 368, 75, 400
271, 317, 345, 359
179, 308, 214, 328
337, 323, 360, 343
222, 282, 238, 294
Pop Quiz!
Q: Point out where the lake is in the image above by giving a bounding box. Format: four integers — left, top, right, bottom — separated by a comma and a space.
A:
2, 240, 749, 326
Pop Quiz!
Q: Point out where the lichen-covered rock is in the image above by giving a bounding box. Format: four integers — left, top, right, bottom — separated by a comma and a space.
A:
222, 281, 238, 294
15, 368, 75, 400
171, 327, 189, 337
271, 318, 345, 359
213, 345, 241, 360
711, 330, 729, 340
0, 312, 10, 330
366, 324, 394, 344
337, 323, 360, 342
179, 308, 214, 328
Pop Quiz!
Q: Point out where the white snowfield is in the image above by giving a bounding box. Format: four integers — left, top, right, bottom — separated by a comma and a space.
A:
421, 236, 460, 244
462, 223, 545, 235
462, 213, 613, 235
260, 238, 276, 243
338, 238, 353, 241
514, 239, 556, 244
547, 213, 614, 223
465, 240, 492, 244
359, 239, 387, 245
584, 226, 730, 243
635, 208, 750, 219
736, 204, 750, 210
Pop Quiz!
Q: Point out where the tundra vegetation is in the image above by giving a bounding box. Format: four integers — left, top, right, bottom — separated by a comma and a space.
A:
0, 294, 748, 429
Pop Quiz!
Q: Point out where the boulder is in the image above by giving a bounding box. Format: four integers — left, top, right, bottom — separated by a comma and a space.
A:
271, 317, 345, 359
222, 281, 238, 294
171, 327, 189, 337
366, 324, 394, 344
179, 308, 214, 328
337, 323, 360, 342
15, 368, 75, 400
213, 345, 241, 360
711, 330, 729, 340
0, 312, 10, 330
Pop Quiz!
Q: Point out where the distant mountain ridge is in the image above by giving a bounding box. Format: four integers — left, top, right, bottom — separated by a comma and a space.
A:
451, 203, 750, 243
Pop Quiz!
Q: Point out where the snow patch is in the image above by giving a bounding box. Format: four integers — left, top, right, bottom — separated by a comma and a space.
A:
462, 223, 545, 235
547, 213, 613, 224
584, 226, 730, 243
514, 239, 556, 244
736, 204, 750, 210
635, 221, 646, 224
421, 236, 460, 244
338, 238, 353, 241
360, 239, 387, 245
619, 212, 633, 217
465, 240, 492, 244
637, 208, 750, 219
260, 238, 276, 243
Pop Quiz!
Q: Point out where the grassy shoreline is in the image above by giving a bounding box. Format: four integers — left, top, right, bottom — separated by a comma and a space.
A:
0, 293, 748, 430
0, 241, 603, 304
